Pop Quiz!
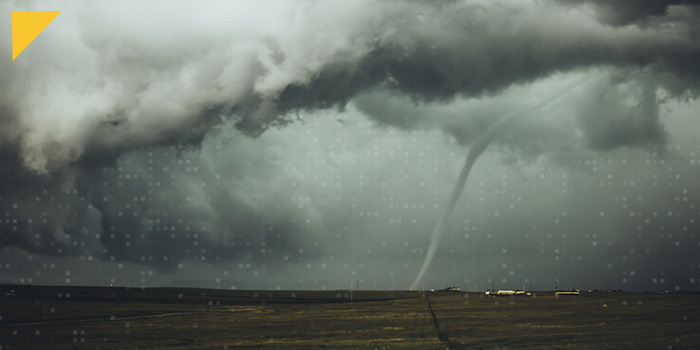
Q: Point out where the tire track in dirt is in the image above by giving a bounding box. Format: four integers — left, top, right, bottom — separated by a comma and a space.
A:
426, 294, 454, 349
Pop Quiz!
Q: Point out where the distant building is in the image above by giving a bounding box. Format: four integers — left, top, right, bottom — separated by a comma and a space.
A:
497, 290, 516, 296
485, 289, 531, 296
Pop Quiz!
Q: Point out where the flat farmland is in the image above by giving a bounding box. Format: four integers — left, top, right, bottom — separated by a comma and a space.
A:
1, 285, 698, 349
429, 292, 700, 349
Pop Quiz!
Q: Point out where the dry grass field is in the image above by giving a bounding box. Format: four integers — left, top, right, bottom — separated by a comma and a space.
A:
1, 285, 699, 349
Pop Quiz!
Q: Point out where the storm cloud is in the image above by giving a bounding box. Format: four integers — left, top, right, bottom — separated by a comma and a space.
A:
2, 0, 699, 172
1, 0, 699, 290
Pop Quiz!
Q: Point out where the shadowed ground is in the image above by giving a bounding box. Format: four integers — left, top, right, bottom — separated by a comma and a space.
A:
1, 285, 698, 349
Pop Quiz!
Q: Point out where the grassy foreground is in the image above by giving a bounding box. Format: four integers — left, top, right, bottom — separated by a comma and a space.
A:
1, 285, 699, 349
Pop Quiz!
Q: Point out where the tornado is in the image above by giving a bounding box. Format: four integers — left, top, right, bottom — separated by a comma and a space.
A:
409, 116, 506, 291
409, 77, 588, 290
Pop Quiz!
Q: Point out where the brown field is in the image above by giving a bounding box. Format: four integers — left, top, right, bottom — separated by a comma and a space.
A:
1, 285, 699, 349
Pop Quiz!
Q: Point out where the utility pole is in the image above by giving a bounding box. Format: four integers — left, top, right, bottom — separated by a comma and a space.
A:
422, 280, 425, 298
350, 281, 353, 304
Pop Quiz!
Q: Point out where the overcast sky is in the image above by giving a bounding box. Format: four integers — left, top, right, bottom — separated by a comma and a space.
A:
1, 0, 699, 291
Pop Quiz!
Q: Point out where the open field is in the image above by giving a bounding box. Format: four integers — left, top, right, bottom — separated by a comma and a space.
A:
1, 285, 699, 349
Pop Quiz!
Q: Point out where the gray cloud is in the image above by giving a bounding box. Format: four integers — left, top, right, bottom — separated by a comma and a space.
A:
1, 0, 699, 173
1, 0, 700, 289
553, 0, 698, 26
575, 72, 668, 151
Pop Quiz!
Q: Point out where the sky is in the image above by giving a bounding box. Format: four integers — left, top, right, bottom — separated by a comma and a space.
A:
1, 0, 699, 292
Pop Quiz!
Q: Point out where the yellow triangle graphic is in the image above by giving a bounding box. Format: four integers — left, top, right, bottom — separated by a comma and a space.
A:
12, 11, 61, 61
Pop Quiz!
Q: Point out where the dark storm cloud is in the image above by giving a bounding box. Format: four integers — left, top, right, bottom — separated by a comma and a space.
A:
2, 0, 700, 173
352, 74, 587, 164
33, 131, 324, 272
1, 0, 699, 273
575, 72, 667, 151
87, 141, 324, 272
554, 0, 699, 26
0, 148, 93, 257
